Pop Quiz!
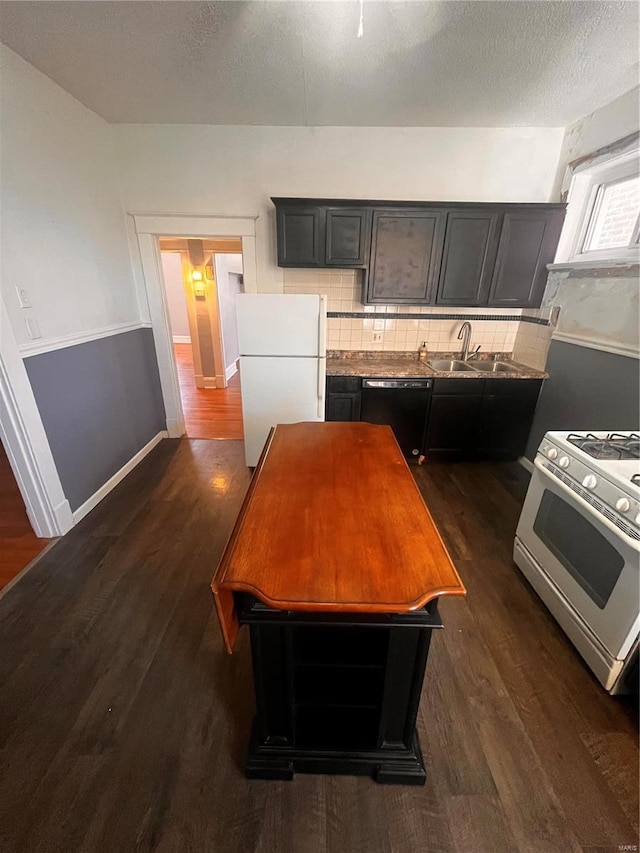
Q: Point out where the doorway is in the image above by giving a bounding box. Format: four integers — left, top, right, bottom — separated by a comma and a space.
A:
157, 236, 244, 439
0, 438, 51, 591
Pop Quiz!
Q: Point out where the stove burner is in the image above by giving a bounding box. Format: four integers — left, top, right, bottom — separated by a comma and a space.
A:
567, 432, 640, 460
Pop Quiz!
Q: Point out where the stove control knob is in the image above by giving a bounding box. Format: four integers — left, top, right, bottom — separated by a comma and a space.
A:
582, 474, 597, 489
547, 448, 558, 460
558, 456, 570, 468
635, 512, 640, 526
615, 497, 631, 513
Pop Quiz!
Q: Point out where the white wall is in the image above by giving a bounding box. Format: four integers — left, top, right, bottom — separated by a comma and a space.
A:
113, 125, 565, 293
0, 45, 139, 347
160, 252, 190, 340
553, 86, 640, 194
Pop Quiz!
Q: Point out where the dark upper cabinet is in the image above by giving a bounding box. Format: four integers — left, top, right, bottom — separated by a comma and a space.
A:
488, 210, 565, 308
276, 206, 324, 267
274, 201, 369, 268
366, 210, 447, 304
435, 210, 501, 306
325, 208, 371, 266
273, 199, 565, 307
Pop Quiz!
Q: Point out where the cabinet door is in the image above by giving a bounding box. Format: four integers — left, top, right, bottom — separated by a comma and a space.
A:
424, 394, 483, 458
435, 210, 501, 306
366, 210, 446, 304
276, 206, 324, 267
325, 209, 371, 266
477, 380, 542, 458
326, 393, 361, 422
488, 210, 564, 308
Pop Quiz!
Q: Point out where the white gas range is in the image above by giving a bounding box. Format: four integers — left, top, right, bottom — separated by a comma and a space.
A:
515, 431, 639, 694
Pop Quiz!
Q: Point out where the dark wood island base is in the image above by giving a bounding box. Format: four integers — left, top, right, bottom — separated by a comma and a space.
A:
241, 597, 442, 785
211, 423, 466, 786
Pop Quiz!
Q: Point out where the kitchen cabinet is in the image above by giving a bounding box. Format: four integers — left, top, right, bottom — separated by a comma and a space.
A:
276, 205, 324, 267
488, 210, 565, 308
435, 210, 501, 306
423, 381, 484, 461
274, 200, 370, 267
477, 379, 542, 458
273, 198, 565, 308
325, 376, 361, 422
365, 209, 447, 304
325, 208, 371, 266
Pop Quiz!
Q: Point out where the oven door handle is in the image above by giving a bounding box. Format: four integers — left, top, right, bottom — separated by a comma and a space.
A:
534, 457, 640, 550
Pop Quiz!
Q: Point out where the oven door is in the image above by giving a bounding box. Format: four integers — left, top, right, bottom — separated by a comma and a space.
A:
517, 457, 640, 660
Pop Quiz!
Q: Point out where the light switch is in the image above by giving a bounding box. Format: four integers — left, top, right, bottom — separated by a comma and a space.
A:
25, 317, 41, 339
16, 287, 32, 308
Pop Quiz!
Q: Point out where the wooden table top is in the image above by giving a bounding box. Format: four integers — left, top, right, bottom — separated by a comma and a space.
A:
211, 422, 465, 652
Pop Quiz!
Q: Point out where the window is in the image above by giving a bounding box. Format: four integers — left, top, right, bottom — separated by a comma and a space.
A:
557, 149, 640, 265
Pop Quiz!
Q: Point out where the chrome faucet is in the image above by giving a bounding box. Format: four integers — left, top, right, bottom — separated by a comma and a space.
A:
458, 322, 480, 361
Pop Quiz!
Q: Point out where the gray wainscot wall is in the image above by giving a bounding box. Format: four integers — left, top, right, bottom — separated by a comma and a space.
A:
525, 267, 640, 460
526, 341, 640, 459
24, 328, 166, 512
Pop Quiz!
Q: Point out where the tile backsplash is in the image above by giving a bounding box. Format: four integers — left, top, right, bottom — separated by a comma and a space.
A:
283, 269, 522, 354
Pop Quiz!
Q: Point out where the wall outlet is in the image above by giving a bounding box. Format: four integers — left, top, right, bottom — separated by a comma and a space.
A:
373, 332, 383, 342
16, 287, 32, 308
25, 316, 41, 339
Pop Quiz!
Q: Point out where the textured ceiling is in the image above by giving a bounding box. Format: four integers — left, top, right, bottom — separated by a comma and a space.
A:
0, 1, 638, 126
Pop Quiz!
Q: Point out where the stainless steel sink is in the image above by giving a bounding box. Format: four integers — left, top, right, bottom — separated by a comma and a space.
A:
426, 359, 477, 372
469, 361, 520, 374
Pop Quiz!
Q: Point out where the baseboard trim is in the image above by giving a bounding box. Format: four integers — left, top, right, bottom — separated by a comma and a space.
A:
225, 361, 238, 382
72, 431, 167, 524
518, 456, 534, 474
172, 335, 191, 344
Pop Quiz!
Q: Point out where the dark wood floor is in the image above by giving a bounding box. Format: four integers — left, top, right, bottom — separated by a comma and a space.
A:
0, 440, 637, 853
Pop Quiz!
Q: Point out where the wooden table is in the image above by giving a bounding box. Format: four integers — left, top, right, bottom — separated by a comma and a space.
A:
211, 422, 465, 784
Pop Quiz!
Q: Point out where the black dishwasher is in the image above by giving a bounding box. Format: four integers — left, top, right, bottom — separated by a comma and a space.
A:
360, 379, 432, 458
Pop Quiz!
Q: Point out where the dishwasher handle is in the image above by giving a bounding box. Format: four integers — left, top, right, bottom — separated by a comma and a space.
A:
362, 379, 432, 389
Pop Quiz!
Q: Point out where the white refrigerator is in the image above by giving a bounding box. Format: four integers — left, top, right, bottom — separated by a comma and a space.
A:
236, 294, 327, 466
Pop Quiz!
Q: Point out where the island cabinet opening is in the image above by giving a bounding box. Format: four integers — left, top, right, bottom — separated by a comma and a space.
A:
211, 422, 466, 785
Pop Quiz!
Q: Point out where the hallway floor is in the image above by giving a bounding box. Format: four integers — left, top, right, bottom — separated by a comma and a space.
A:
174, 342, 243, 440
0, 442, 51, 591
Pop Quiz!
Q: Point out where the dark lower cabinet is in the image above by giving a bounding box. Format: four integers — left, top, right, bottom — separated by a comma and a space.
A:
424, 385, 484, 461
325, 376, 362, 422
240, 595, 442, 784
477, 380, 542, 458
423, 378, 542, 461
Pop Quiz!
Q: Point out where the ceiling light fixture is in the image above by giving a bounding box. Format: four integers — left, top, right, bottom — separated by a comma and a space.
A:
357, 0, 364, 38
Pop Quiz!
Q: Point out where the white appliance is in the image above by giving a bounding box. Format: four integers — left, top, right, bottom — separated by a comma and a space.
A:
515, 431, 640, 693
236, 294, 327, 467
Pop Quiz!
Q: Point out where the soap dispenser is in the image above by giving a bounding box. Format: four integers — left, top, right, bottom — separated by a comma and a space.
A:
418, 341, 428, 362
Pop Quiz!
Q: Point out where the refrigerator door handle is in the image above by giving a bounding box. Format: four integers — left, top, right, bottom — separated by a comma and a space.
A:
317, 357, 326, 419
318, 295, 327, 356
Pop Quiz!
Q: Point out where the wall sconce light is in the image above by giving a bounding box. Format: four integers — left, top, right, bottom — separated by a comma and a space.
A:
191, 269, 206, 298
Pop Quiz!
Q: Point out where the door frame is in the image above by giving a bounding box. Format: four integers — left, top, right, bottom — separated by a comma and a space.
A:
0, 295, 73, 537
132, 214, 258, 438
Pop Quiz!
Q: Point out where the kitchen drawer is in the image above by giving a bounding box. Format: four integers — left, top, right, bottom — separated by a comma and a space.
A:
482, 378, 543, 397
327, 376, 361, 394
432, 378, 486, 396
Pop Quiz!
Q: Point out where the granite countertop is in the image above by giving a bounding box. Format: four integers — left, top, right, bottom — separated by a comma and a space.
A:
326, 351, 548, 380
